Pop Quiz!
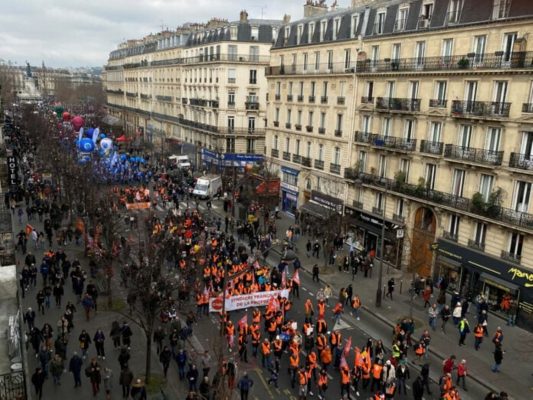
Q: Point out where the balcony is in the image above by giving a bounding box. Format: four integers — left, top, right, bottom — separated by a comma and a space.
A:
318, 127, 325, 134
182, 98, 188, 105
321, 96, 328, 104
227, 101, 235, 109
369, 134, 417, 152
287, 95, 294, 102
271, 148, 279, 158
314, 159, 324, 170
285, 122, 292, 129
522, 103, 533, 113
228, 78, 236, 84
392, 213, 405, 223
356, 171, 533, 231
273, 121, 279, 127
354, 131, 373, 144
429, 99, 448, 108
344, 167, 361, 180
302, 157, 312, 167
126, 92, 137, 98
444, 145, 504, 166
361, 96, 374, 104
140, 94, 151, 100
334, 129, 343, 137
337, 96, 346, 105
156, 95, 173, 102
357, 51, 533, 73
292, 154, 302, 164
245, 101, 260, 110
509, 153, 533, 171
283, 152, 291, 161
376, 97, 421, 112
443, 231, 458, 242
274, 94, 281, 101
372, 206, 384, 215
295, 124, 302, 131
309, 96, 316, 103
306, 125, 313, 133
330, 163, 341, 174
297, 95, 304, 102
451, 100, 511, 118
468, 239, 485, 251
352, 200, 364, 209
420, 140, 444, 155
501, 250, 521, 264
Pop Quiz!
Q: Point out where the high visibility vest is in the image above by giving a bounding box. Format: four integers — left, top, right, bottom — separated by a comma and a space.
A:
273, 340, 282, 353
317, 320, 327, 333
290, 354, 299, 368
305, 301, 313, 315
318, 374, 328, 387
268, 320, 277, 333
474, 327, 484, 338
330, 332, 341, 347
386, 383, 396, 394
320, 348, 332, 365
392, 345, 401, 358
362, 365, 370, 379
261, 342, 271, 355
415, 344, 425, 356
226, 324, 234, 336
251, 331, 261, 345
318, 302, 325, 317
307, 352, 317, 368
341, 367, 350, 384
298, 371, 307, 385
352, 296, 361, 309
372, 364, 383, 379
252, 311, 261, 323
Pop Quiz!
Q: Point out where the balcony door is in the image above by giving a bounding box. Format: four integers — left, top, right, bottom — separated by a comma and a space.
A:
452, 169, 465, 197
493, 81, 508, 115
485, 127, 501, 152
520, 132, 533, 160
458, 125, 472, 148
442, 39, 453, 65
415, 41, 426, 69
473, 35, 486, 64
512, 181, 531, 213
502, 32, 517, 63
464, 81, 477, 112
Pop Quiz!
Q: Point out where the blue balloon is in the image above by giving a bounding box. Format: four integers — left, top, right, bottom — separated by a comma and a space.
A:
79, 138, 95, 153
86, 127, 95, 137
120, 154, 127, 161
99, 133, 106, 139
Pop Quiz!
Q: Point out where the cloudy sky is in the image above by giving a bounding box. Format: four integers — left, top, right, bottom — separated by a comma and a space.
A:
0, 0, 350, 68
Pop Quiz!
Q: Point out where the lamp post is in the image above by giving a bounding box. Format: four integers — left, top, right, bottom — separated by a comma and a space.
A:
375, 184, 388, 308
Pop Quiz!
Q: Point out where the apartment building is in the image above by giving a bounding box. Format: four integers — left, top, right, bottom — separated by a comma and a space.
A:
266, 0, 533, 329
104, 12, 281, 169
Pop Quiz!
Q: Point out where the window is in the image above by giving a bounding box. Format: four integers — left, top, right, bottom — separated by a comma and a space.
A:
303, 53, 308, 71
474, 222, 487, 247
358, 151, 367, 171
327, 50, 333, 70
493, 81, 508, 106
306, 142, 312, 157
311, 81, 316, 96
409, 81, 419, 99
226, 138, 235, 152
275, 108, 280, 123
513, 181, 531, 212
435, 81, 447, 103
502, 32, 517, 63
371, 46, 379, 67
287, 109, 292, 124
442, 39, 454, 63
382, 117, 391, 136
308, 23, 315, 42
299, 81, 304, 96
227, 116, 235, 132
320, 112, 326, 129
386, 81, 395, 98
288, 82, 293, 95
282, 171, 297, 186
422, 2, 434, 19
275, 82, 281, 96
295, 139, 300, 156
228, 91, 235, 105
351, 14, 359, 38
428, 122, 442, 143
297, 24, 303, 45
459, 125, 472, 147
308, 111, 314, 126
362, 115, 372, 133
375, 11, 386, 34
520, 131, 533, 159
343, 49, 351, 69
247, 138, 255, 153
425, 163, 436, 189
230, 26, 238, 40
322, 81, 328, 97
400, 159, 410, 181
249, 69, 257, 84
485, 127, 501, 152
448, 0, 462, 23
248, 117, 256, 133
449, 214, 460, 236
415, 41, 426, 67
336, 114, 343, 131
396, 199, 405, 217
273, 135, 278, 150
297, 110, 302, 125
333, 147, 341, 165
508, 232, 524, 258
366, 81, 374, 100
473, 35, 486, 64
378, 155, 387, 177
318, 144, 324, 161
493, 0, 512, 19
284, 26, 291, 44
314, 51, 320, 70
249, 46, 259, 61
479, 174, 494, 201
391, 44, 401, 63
228, 68, 236, 83
339, 81, 346, 97
375, 192, 384, 210
320, 20, 327, 41
285, 137, 290, 151
228, 45, 238, 61
396, 7, 409, 31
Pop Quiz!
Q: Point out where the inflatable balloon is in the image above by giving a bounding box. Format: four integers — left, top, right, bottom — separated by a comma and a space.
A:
99, 133, 106, 139
100, 138, 113, 152
71, 116, 84, 131
62, 111, 71, 121
54, 105, 64, 118
86, 127, 95, 138
78, 138, 95, 153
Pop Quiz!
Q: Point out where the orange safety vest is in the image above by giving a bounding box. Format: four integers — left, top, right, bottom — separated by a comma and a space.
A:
362, 364, 370, 379
318, 373, 328, 387
251, 330, 261, 345
317, 319, 327, 333
320, 348, 332, 365
316, 335, 327, 350
352, 296, 361, 309
415, 344, 425, 356
317, 302, 325, 317
298, 371, 307, 385
226, 324, 235, 336
330, 331, 341, 347
290, 353, 299, 368
261, 341, 271, 355
442, 376, 452, 391
307, 351, 317, 368
372, 364, 383, 379
474, 326, 484, 338
305, 300, 313, 315
341, 367, 351, 384
252, 311, 261, 323
273, 339, 282, 353
268, 320, 277, 333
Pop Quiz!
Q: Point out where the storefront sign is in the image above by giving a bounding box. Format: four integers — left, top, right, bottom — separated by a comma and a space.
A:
209, 289, 290, 312
7, 155, 18, 186
310, 190, 343, 213
281, 182, 298, 193
281, 166, 300, 176
519, 301, 533, 314
508, 267, 533, 288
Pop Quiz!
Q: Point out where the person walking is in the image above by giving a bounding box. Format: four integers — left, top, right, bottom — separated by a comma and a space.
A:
78, 329, 91, 359
81, 293, 95, 321
159, 346, 172, 377
186, 364, 199, 392
458, 317, 470, 346
31, 367, 45, 400
491, 343, 504, 373
440, 305, 451, 333
121, 322, 133, 350
456, 359, 467, 391
474, 323, 484, 350
110, 320, 121, 349
119, 367, 134, 399
428, 304, 438, 331
412, 375, 424, 400
312, 264, 319, 282
237, 371, 254, 400
94, 328, 106, 360
86, 358, 102, 396
130, 378, 147, 400
50, 354, 64, 386
69, 352, 83, 387
386, 278, 395, 300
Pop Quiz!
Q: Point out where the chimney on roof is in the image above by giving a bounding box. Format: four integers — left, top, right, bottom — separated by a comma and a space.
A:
351, 0, 376, 8
283, 14, 291, 24
304, 1, 328, 18
240, 10, 249, 23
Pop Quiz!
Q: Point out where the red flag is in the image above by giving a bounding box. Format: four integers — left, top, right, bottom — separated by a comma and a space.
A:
267, 296, 280, 312
281, 270, 287, 288
238, 313, 248, 328
343, 336, 352, 357
340, 354, 348, 369
292, 269, 300, 286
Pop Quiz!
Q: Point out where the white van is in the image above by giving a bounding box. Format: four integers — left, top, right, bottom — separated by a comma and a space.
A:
193, 175, 222, 199
168, 154, 191, 169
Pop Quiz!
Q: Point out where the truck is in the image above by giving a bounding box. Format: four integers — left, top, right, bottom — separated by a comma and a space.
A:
168, 154, 191, 169
192, 175, 222, 199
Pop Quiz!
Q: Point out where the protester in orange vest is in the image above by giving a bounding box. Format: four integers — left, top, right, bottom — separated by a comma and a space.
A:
316, 318, 327, 335
225, 321, 235, 349
351, 294, 362, 320
238, 332, 248, 363
414, 342, 426, 363
474, 323, 484, 350
298, 368, 308, 400
261, 339, 271, 368
317, 299, 326, 319
320, 346, 332, 371
371, 360, 383, 392
317, 369, 328, 400
340, 364, 351, 398
304, 299, 314, 322
250, 323, 261, 357
289, 352, 300, 388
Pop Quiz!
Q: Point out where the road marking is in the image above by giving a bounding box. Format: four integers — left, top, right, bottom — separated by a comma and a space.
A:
302, 287, 308, 291
332, 318, 351, 331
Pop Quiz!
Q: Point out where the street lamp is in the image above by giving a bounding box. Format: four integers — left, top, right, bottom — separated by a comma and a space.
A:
375, 184, 388, 308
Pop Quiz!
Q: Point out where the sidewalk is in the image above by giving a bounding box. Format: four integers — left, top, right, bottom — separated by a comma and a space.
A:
267, 210, 533, 399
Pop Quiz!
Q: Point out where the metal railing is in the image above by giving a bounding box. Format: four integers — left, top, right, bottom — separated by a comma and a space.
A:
420, 140, 444, 155
501, 250, 521, 264
354, 132, 417, 152
314, 159, 324, 170
376, 97, 421, 112
275, 94, 281, 101
306, 125, 313, 133
302, 157, 312, 167
245, 101, 260, 110
330, 163, 341, 174
318, 127, 325, 134
334, 129, 343, 137
273, 121, 279, 127
295, 124, 302, 131
509, 153, 533, 170
321, 96, 328, 104
522, 103, 533, 113
444, 144, 504, 166
309, 96, 316, 103
468, 239, 485, 251
443, 231, 459, 242
451, 100, 511, 118
372, 206, 384, 215
297, 95, 304, 102
271, 148, 279, 158
393, 213, 405, 223
285, 122, 292, 129
0, 371, 26, 400
361, 96, 374, 104
283, 151, 291, 161
287, 95, 294, 102
292, 154, 302, 164
337, 96, 346, 105
429, 99, 447, 108
353, 200, 364, 209
344, 167, 360, 180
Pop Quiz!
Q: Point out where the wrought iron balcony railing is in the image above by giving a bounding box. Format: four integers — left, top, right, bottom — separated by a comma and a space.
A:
429, 99, 447, 108
376, 97, 421, 112
282, 152, 291, 161
509, 153, 533, 171
271, 148, 279, 158
314, 159, 324, 170
444, 144, 504, 166
420, 140, 444, 155
451, 100, 511, 118
330, 163, 341, 174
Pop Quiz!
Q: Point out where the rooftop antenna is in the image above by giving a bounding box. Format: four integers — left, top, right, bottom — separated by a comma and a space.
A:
251, 5, 267, 19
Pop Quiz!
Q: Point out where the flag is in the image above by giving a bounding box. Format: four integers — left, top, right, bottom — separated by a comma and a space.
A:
281, 269, 287, 288
267, 296, 280, 312
238, 313, 248, 328
343, 336, 352, 357
292, 269, 300, 286
340, 354, 348, 369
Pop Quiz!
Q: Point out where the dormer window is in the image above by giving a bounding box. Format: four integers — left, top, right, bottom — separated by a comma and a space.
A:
375, 10, 386, 34
421, 2, 434, 20
230, 26, 238, 40
251, 27, 258, 41
320, 20, 327, 42
309, 22, 315, 42
351, 14, 359, 38
395, 6, 409, 31
333, 18, 341, 40
493, 0, 511, 19
284, 26, 291, 45
297, 24, 304, 45
447, 0, 462, 24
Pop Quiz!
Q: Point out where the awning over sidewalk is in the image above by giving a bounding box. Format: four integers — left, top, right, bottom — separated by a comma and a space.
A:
101, 114, 122, 127
480, 273, 519, 293
300, 202, 330, 219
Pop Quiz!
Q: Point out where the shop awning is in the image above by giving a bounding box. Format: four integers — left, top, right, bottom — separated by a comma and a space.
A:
300, 202, 330, 219
439, 256, 462, 270
101, 114, 122, 127
480, 273, 519, 293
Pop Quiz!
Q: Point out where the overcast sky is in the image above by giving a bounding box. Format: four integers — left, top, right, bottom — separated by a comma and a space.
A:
0, 0, 350, 69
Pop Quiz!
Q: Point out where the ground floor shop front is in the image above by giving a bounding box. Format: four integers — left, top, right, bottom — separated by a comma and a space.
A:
435, 238, 533, 331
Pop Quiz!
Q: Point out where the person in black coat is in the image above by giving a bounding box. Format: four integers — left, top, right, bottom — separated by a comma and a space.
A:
31, 367, 45, 400
69, 352, 83, 387
159, 346, 172, 377
412, 375, 424, 400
